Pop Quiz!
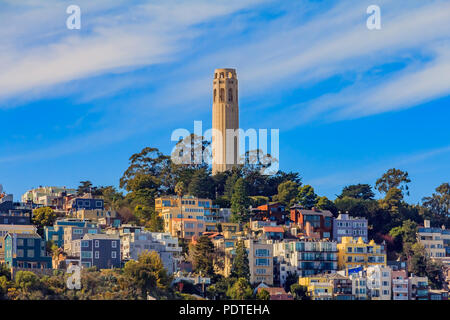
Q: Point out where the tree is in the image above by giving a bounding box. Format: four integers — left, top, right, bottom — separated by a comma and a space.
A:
339, 184, 374, 200
290, 284, 309, 300
230, 241, 249, 280
15, 271, 41, 291
190, 235, 215, 277
422, 182, 450, 218
230, 178, 250, 223
120, 147, 173, 202
283, 271, 299, 292
256, 289, 270, 300
226, 278, 253, 300
187, 168, 214, 199
32, 207, 56, 234
297, 185, 317, 209
389, 220, 418, 246
275, 181, 299, 207
77, 180, 94, 195
97, 186, 124, 211
375, 168, 411, 196
316, 196, 337, 215
224, 172, 241, 201
123, 251, 172, 299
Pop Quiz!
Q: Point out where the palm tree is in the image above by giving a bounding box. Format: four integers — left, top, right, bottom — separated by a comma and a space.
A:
175, 182, 186, 240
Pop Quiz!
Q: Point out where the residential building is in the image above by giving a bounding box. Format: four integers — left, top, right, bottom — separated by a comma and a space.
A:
333, 213, 368, 243
71, 234, 120, 269
169, 218, 205, 240
45, 218, 88, 248
256, 286, 294, 300
392, 269, 409, 300
337, 237, 386, 270
273, 239, 338, 285
63, 221, 102, 255
0, 224, 37, 261
348, 270, 368, 300
409, 275, 429, 300
290, 205, 333, 239
21, 186, 76, 209
299, 273, 354, 300
73, 208, 118, 223
120, 230, 180, 274
417, 220, 450, 266
3, 233, 52, 269
428, 289, 449, 300
65, 195, 104, 213
251, 202, 289, 224
366, 265, 391, 300
245, 239, 273, 285
0, 194, 33, 225
262, 226, 284, 240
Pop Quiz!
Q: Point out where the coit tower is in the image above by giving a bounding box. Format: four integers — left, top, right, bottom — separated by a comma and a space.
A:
212, 68, 239, 175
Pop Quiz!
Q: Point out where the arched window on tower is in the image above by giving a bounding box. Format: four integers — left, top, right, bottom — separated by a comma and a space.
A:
228, 88, 233, 102
214, 89, 217, 102
220, 88, 225, 102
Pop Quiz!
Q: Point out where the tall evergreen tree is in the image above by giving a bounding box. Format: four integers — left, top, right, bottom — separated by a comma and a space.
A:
230, 241, 250, 280
230, 178, 250, 223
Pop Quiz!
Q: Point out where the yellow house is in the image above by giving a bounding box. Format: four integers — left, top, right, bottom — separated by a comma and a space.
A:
337, 237, 386, 270
298, 275, 334, 300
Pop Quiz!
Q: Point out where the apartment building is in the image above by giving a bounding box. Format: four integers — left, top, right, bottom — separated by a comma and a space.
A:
337, 237, 386, 270
366, 265, 391, 300
4, 233, 52, 269
0, 194, 33, 225
392, 269, 409, 300
0, 224, 36, 261
71, 234, 120, 269
63, 221, 102, 255
273, 239, 338, 285
45, 218, 88, 248
290, 205, 333, 239
333, 213, 368, 243
21, 186, 76, 209
120, 230, 179, 274
409, 275, 429, 300
417, 220, 450, 266
299, 273, 354, 300
245, 239, 273, 285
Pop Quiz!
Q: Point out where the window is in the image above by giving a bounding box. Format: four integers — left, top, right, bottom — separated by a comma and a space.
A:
27, 249, 34, 258
81, 241, 89, 248
17, 239, 24, 246
112, 241, 117, 248
228, 88, 233, 102
95, 240, 99, 248
17, 249, 24, 257
112, 251, 117, 259
81, 251, 92, 258
96, 201, 103, 208
95, 251, 99, 259
220, 88, 224, 102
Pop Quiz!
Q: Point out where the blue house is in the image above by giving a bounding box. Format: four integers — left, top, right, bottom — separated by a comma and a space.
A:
4, 233, 52, 269
44, 218, 91, 248
72, 234, 120, 269
67, 197, 104, 211
0, 196, 32, 225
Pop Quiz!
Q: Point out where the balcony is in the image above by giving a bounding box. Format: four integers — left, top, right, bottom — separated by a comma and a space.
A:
392, 279, 408, 285
393, 287, 408, 293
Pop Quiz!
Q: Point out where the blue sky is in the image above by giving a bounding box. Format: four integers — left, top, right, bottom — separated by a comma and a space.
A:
0, 0, 449, 203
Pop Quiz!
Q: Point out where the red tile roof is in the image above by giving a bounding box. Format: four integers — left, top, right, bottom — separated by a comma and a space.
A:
263, 226, 284, 233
